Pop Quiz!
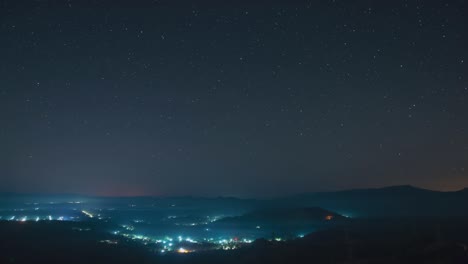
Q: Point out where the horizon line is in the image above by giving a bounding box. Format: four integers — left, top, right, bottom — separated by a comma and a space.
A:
1, 184, 466, 199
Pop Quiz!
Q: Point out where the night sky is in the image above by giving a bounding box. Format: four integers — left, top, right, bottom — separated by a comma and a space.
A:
1, 0, 467, 197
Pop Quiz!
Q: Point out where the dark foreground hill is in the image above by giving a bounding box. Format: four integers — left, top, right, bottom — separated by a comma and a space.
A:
2, 217, 468, 264
163, 217, 468, 264
0, 221, 154, 264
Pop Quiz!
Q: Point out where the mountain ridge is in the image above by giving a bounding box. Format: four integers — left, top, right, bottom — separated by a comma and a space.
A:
1, 185, 466, 200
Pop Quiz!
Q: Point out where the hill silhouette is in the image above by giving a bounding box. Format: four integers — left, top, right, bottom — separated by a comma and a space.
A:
275, 185, 468, 218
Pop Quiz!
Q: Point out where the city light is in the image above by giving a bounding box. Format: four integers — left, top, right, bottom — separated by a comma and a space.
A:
177, 248, 190, 253
81, 210, 94, 218
0, 204, 318, 255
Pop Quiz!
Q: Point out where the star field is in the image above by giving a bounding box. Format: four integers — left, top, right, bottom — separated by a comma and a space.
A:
0, 0, 467, 197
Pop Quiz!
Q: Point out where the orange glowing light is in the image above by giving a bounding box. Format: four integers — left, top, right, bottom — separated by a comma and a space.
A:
177, 248, 190, 253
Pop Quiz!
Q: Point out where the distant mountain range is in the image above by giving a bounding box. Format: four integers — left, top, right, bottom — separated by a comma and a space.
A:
273, 185, 468, 218
1, 185, 468, 218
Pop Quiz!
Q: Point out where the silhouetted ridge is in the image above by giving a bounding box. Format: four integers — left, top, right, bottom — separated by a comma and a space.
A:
241, 207, 344, 221
216, 207, 347, 227
336, 185, 434, 195
455, 188, 468, 196
276, 185, 468, 218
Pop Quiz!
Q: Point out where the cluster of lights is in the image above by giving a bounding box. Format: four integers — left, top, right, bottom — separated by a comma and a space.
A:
207, 215, 222, 223
112, 228, 258, 254
0, 200, 326, 258
121, 224, 135, 231
72, 227, 91, 232
172, 215, 225, 227
1, 207, 314, 254
2, 209, 312, 254
217, 238, 254, 250
99, 240, 118, 245
177, 248, 191, 253
1, 215, 72, 222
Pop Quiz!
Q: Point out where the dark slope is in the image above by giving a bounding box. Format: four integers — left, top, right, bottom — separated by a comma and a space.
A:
275, 185, 468, 218
0, 221, 154, 264
213, 207, 349, 235
161, 218, 468, 264
217, 207, 346, 224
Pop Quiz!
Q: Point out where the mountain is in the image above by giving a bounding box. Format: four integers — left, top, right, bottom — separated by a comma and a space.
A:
274, 185, 468, 218
213, 207, 349, 232
2, 185, 468, 219
219, 207, 345, 222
